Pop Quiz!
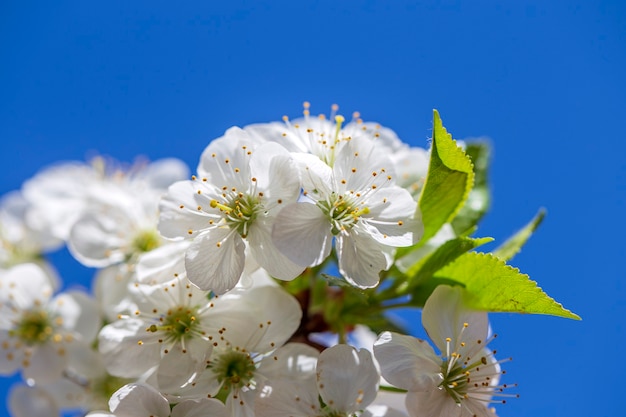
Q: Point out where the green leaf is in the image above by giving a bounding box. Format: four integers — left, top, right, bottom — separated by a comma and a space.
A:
434, 252, 580, 319
493, 209, 546, 261
406, 277, 463, 308
403, 236, 494, 287
418, 110, 474, 243
451, 141, 491, 235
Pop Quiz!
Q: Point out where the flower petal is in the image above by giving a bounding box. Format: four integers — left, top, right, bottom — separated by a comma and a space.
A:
317, 345, 380, 413
336, 231, 387, 288
248, 219, 305, 281
272, 202, 332, 268
98, 319, 162, 378
8, 385, 59, 417
421, 285, 489, 357
373, 331, 441, 392
109, 382, 170, 417
50, 290, 101, 343
185, 229, 245, 293
171, 398, 228, 417
158, 180, 218, 239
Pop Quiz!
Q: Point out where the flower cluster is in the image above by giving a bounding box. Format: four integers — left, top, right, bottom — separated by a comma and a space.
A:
0, 104, 548, 417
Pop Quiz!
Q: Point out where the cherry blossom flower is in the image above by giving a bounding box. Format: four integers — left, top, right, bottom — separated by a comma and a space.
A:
0, 191, 62, 270
0, 263, 101, 383
245, 103, 408, 166
8, 345, 132, 415
22, 157, 188, 243
85, 382, 228, 417
166, 286, 303, 417
257, 344, 403, 417
98, 275, 225, 391
272, 136, 422, 288
374, 286, 516, 417
159, 128, 305, 293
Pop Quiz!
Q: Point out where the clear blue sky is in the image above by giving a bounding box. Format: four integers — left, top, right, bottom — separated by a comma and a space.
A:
1, 1, 624, 416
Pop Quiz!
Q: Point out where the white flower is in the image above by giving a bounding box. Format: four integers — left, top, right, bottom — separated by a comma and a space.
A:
8, 384, 59, 417
67, 190, 163, 268
0, 191, 62, 269
244, 103, 408, 167
374, 285, 515, 417
85, 382, 228, 417
391, 146, 430, 200
97, 276, 221, 390
171, 286, 302, 417
22, 157, 188, 242
0, 263, 101, 383
66, 158, 189, 268
8, 344, 132, 414
272, 136, 422, 288
159, 128, 305, 293
257, 344, 401, 417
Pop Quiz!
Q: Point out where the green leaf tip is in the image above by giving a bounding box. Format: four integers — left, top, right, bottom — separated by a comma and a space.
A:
435, 252, 580, 320
493, 208, 546, 261
418, 111, 475, 243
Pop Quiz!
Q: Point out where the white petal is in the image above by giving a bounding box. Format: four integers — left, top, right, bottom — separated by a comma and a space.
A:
363, 187, 422, 247
255, 379, 321, 417
369, 390, 410, 417
172, 398, 228, 417
0, 263, 53, 309
248, 219, 305, 281
0, 331, 23, 375
22, 343, 67, 383
373, 332, 441, 392
405, 389, 463, 417
317, 345, 380, 413
139, 158, 190, 190
68, 211, 129, 267
50, 290, 101, 343
272, 202, 332, 267
8, 384, 59, 417
292, 153, 334, 195
244, 122, 309, 153
156, 343, 204, 393
98, 319, 162, 378
362, 404, 409, 417
94, 264, 137, 322
334, 137, 396, 192
337, 231, 387, 288
226, 388, 257, 417
185, 229, 245, 293
158, 180, 217, 239
197, 127, 253, 185
257, 342, 319, 382
225, 286, 302, 352
422, 285, 489, 356
135, 240, 190, 286
249, 143, 300, 203
109, 382, 171, 417
64, 339, 107, 380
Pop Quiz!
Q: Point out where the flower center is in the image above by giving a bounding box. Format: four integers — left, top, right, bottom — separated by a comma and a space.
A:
440, 357, 470, 402
318, 193, 370, 235
11, 309, 54, 345
211, 193, 262, 238
131, 229, 161, 254
147, 306, 201, 343
210, 349, 257, 390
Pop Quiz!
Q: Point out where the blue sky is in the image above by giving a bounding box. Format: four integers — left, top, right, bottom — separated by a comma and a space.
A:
1, 1, 624, 416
